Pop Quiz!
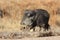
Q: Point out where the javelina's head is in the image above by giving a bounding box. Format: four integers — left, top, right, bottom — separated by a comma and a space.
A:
21, 10, 36, 26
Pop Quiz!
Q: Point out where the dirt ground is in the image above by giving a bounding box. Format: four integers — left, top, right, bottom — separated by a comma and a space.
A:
0, 36, 60, 40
